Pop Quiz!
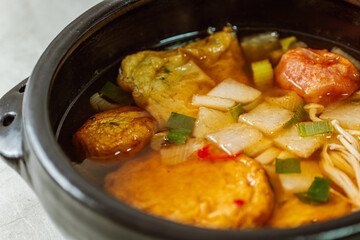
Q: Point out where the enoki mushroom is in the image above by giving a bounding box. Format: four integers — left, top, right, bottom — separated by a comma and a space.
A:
304, 103, 324, 122
320, 120, 360, 207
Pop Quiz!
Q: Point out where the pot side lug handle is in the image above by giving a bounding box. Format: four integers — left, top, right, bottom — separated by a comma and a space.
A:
0, 79, 27, 173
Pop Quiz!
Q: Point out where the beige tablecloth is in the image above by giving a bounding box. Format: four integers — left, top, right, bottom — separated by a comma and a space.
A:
0, 0, 101, 239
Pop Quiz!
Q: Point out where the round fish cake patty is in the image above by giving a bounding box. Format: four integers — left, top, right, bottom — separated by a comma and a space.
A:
105, 153, 274, 229
73, 106, 157, 161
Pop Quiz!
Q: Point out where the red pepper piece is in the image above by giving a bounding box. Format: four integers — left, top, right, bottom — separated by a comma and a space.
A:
234, 199, 245, 207
197, 144, 242, 160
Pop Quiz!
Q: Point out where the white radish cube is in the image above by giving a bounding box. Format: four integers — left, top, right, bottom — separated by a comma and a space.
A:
277, 151, 298, 159
193, 107, 234, 138
207, 78, 261, 103
255, 147, 281, 165
244, 137, 273, 157
264, 89, 302, 111
206, 123, 263, 155
161, 138, 205, 165
278, 160, 323, 193
320, 101, 360, 130
239, 102, 293, 135
192, 94, 235, 111
274, 125, 326, 158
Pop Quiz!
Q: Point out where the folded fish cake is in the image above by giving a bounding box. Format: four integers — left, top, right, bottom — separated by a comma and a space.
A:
118, 27, 249, 128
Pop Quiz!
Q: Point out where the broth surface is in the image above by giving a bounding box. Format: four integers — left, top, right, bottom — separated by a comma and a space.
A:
58, 26, 360, 229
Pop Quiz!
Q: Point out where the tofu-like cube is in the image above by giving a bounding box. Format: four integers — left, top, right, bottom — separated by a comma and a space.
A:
277, 150, 298, 159
192, 94, 235, 111
244, 137, 273, 157
206, 123, 263, 155
239, 102, 293, 135
278, 160, 323, 193
274, 125, 326, 158
255, 147, 281, 165
207, 78, 261, 103
161, 138, 205, 165
193, 107, 234, 138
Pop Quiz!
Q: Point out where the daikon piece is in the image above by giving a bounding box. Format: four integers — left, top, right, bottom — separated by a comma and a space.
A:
193, 107, 234, 138
274, 125, 326, 158
255, 147, 281, 165
264, 88, 303, 112
244, 137, 273, 157
278, 160, 323, 193
206, 123, 263, 155
161, 138, 205, 165
277, 150, 298, 159
239, 102, 293, 135
207, 78, 261, 103
320, 101, 360, 130
192, 94, 235, 111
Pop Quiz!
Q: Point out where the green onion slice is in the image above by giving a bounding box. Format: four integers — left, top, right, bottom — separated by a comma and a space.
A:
165, 112, 196, 130
242, 96, 262, 112
297, 120, 333, 137
280, 36, 297, 52
167, 128, 191, 145
294, 177, 332, 204
294, 192, 324, 205
306, 177, 332, 202
100, 81, 134, 105
251, 59, 274, 90
283, 100, 307, 129
275, 158, 301, 174
229, 103, 245, 121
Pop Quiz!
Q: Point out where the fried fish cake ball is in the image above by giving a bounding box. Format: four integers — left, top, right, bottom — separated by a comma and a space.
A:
275, 47, 360, 105
105, 153, 274, 229
73, 106, 157, 161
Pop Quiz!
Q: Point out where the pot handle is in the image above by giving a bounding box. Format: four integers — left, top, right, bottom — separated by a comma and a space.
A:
0, 79, 27, 172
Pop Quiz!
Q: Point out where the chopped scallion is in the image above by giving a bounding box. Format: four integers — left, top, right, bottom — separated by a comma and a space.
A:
298, 120, 333, 137
283, 100, 307, 129
251, 59, 274, 90
275, 158, 301, 174
100, 81, 134, 105
306, 177, 332, 202
294, 192, 323, 205
242, 96, 262, 112
229, 103, 245, 121
165, 113, 196, 145
280, 36, 297, 52
167, 128, 192, 145
165, 112, 196, 130
294, 177, 332, 204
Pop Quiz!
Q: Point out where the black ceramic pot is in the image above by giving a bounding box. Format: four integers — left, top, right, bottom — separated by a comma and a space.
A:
2, 0, 360, 239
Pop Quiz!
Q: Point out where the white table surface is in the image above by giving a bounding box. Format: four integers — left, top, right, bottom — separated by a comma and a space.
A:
0, 0, 101, 239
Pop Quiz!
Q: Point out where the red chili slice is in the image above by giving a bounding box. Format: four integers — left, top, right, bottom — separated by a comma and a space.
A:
234, 199, 245, 207
197, 144, 242, 160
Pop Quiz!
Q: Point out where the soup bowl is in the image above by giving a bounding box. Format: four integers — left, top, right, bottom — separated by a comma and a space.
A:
2, 0, 360, 239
